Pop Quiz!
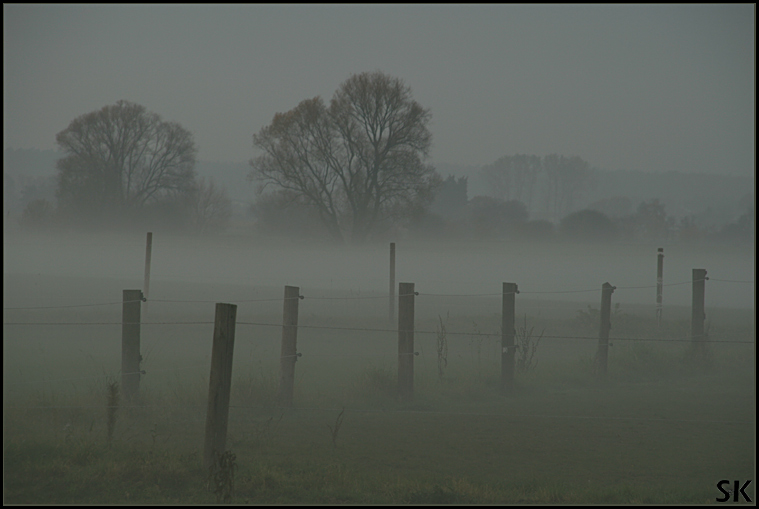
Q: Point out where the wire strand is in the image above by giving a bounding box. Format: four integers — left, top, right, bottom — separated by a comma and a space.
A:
3, 277, 746, 311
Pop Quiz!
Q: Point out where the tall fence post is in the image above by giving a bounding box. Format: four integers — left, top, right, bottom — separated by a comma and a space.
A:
143, 232, 153, 318
203, 303, 237, 471
691, 269, 707, 352
389, 242, 396, 323
501, 282, 518, 393
277, 286, 300, 407
398, 282, 415, 401
121, 289, 143, 401
656, 247, 664, 326
596, 282, 615, 377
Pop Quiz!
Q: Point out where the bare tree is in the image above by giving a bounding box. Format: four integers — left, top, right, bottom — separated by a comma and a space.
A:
482, 154, 541, 214
250, 71, 439, 243
250, 97, 345, 240
513, 154, 542, 213
542, 154, 594, 221
542, 153, 563, 221
55, 100, 197, 219
481, 156, 514, 201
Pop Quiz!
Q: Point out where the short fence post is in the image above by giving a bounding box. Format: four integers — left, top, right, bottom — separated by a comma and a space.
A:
397, 282, 415, 401
501, 282, 518, 393
203, 303, 237, 471
656, 247, 663, 326
143, 232, 153, 318
596, 282, 615, 376
277, 286, 300, 407
121, 289, 143, 401
389, 242, 396, 323
691, 269, 707, 352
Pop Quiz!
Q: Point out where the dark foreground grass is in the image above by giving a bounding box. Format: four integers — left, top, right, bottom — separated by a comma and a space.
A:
4, 355, 754, 505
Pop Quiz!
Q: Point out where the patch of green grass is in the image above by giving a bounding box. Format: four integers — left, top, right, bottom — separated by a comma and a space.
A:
3, 439, 211, 504
5, 365, 754, 504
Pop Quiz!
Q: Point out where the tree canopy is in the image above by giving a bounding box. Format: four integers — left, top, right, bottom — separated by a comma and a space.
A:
250, 71, 440, 243
55, 100, 197, 221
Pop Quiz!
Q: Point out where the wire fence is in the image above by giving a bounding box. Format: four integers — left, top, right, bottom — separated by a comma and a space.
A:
4, 275, 755, 435
3, 277, 754, 339
4, 276, 754, 379
3, 320, 753, 346
4, 277, 730, 311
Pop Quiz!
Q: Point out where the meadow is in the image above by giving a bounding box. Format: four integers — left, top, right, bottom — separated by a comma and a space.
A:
3, 232, 755, 504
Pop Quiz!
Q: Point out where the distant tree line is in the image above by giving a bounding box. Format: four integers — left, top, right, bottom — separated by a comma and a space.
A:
10, 75, 753, 246
410, 162, 754, 245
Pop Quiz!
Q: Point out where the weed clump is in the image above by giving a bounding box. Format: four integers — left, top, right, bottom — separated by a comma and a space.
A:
326, 408, 345, 448
106, 379, 119, 445
516, 314, 543, 373
436, 314, 449, 381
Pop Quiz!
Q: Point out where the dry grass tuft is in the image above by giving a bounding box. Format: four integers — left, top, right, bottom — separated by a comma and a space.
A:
106, 379, 119, 445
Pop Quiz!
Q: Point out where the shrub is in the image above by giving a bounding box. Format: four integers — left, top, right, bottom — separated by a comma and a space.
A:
559, 209, 617, 242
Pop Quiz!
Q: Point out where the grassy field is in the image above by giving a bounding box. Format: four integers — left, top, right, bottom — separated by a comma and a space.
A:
3, 267, 755, 504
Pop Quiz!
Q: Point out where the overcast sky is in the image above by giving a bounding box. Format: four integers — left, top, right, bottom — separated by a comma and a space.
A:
3, 4, 755, 177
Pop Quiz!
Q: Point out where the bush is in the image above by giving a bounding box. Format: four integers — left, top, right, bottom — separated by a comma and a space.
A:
559, 209, 617, 242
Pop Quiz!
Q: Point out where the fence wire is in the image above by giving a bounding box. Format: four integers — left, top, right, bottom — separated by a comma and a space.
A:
3, 319, 754, 345
4, 276, 751, 312
4, 276, 754, 391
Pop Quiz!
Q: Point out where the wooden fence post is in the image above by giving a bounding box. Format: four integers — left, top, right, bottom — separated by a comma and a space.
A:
121, 289, 143, 401
143, 232, 152, 318
691, 269, 707, 352
501, 282, 518, 393
398, 282, 415, 401
389, 242, 396, 323
596, 282, 615, 376
203, 303, 237, 471
277, 286, 300, 407
656, 247, 664, 326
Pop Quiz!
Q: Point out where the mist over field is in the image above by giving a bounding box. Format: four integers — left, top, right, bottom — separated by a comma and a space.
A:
4, 231, 756, 504
3, 230, 754, 310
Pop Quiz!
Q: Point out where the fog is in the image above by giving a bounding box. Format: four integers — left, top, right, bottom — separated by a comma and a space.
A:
4, 230, 754, 311
4, 4, 754, 177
